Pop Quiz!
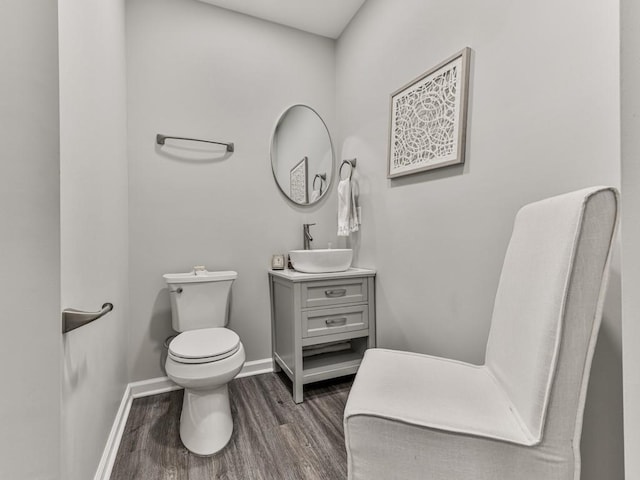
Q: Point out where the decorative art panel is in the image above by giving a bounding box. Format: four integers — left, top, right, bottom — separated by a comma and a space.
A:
290, 156, 308, 204
388, 48, 471, 178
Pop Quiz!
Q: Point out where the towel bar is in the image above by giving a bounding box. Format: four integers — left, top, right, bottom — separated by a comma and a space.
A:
156, 134, 234, 153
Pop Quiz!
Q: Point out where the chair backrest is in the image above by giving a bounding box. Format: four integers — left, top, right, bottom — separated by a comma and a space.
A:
485, 187, 618, 445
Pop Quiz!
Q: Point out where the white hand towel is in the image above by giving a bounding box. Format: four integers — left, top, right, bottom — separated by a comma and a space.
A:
337, 178, 351, 236
337, 178, 361, 236
310, 187, 321, 203
350, 180, 361, 232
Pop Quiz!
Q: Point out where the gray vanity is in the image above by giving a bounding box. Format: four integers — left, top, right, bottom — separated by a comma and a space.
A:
268, 267, 376, 403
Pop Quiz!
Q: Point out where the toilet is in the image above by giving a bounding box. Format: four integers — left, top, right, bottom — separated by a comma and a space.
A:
163, 267, 245, 456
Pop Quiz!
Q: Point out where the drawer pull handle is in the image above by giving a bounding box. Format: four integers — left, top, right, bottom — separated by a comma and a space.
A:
325, 317, 348, 326
325, 289, 347, 297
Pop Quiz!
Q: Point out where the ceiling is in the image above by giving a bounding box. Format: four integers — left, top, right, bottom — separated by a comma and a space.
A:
196, 0, 367, 39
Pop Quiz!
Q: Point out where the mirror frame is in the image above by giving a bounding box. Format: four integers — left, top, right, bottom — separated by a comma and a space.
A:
270, 104, 335, 206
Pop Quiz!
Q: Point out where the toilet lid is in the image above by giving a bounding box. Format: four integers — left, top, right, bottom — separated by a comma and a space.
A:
168, 328, 240, 364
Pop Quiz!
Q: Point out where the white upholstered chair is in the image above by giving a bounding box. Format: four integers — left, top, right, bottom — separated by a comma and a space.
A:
344, 186, 618, 480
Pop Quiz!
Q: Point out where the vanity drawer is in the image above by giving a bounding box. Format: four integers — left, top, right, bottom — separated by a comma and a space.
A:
302, 305, 369, 338
301, 278, 368, 309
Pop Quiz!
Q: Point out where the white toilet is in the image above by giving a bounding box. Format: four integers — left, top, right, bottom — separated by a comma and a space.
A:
163, 267, 245, 456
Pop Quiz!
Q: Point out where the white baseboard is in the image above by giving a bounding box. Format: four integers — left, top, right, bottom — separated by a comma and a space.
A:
237, 358, 274, 378
92, 383, 132, 480
129, 376, 183, 398
93, 358, 273, 480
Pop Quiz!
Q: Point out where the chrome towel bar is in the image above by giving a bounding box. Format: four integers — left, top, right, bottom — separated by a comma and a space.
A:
62, 302, 113, 333
156, 134, 234, 152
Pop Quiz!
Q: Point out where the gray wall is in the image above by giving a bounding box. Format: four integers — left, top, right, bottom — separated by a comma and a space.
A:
2, 0, 628, 478
336, 0, 623, 478
126, 0, 339, 381
0, 2, 61, 479
58, 1, 129, 479
621, 0, 640, 476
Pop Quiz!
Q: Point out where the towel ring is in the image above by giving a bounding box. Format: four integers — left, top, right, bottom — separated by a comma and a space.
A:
313, 173, 326, 192
340, 158, 357, 181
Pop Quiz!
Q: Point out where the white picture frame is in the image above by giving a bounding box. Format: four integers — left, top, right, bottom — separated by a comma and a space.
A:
290, 156, 308, 204
388, 47, 471, 178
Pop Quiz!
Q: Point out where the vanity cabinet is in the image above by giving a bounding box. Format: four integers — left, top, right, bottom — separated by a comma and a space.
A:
268, 268, 376, 403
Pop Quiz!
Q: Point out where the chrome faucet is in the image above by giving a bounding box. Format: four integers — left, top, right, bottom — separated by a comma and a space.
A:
303, 223, 315, 250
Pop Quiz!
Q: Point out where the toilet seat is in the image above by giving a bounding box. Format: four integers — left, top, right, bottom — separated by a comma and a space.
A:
168, 328, 241, 364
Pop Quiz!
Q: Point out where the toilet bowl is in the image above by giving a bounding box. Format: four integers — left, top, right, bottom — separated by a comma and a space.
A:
163, 268, 245, 456
165, 328, 245, 455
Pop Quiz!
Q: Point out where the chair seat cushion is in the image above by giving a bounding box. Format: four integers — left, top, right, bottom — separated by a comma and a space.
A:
345, 348, 536, 446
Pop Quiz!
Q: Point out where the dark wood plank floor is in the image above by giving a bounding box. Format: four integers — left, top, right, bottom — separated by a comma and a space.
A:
110, 372, 353, 480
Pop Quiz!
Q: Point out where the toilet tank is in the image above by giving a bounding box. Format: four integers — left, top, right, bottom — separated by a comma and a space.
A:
163, 269, 237, 332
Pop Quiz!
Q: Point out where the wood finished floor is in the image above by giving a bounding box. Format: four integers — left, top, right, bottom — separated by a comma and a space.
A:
110, 372, 353, 480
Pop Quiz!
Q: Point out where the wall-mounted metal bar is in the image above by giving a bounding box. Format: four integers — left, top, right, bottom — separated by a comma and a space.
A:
156, 134, 234, 152
62, 302, 114, 333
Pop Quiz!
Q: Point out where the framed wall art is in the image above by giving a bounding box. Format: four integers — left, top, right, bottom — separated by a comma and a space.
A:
388, 47, 471, 178
289, 156, 308, 204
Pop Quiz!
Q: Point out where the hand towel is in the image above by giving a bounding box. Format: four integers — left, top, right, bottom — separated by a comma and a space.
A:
310, 187, 321, 203
350, 180, 361, 232
337, 178, 361, 236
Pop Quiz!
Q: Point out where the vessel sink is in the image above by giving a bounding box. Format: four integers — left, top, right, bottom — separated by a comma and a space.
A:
288, 249, 353, 274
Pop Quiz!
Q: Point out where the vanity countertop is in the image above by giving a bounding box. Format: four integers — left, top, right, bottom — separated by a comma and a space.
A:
269, 267, 376, 282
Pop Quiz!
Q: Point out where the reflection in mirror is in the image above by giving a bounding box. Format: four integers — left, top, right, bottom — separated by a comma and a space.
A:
271, 105, 334, 205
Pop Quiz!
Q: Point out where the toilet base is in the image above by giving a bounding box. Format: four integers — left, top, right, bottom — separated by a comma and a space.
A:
179, 384, 233, 456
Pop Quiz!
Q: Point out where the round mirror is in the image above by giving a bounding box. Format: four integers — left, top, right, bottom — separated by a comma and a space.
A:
271, 105, 334, 205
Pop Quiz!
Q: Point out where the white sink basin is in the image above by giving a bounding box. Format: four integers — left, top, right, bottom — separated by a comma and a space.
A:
289, 249, 353, 274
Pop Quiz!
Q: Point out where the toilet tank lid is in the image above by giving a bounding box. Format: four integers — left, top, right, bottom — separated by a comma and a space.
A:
163, 270, 238, 284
